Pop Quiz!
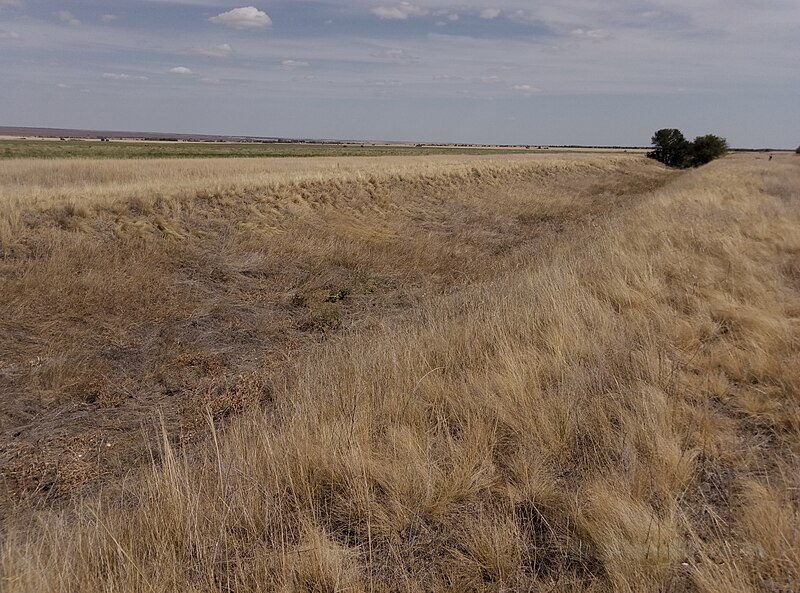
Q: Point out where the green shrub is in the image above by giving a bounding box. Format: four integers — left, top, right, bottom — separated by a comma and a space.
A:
647, 129, 728, 169
647, 129, 690, 168
689, 134, 728, 166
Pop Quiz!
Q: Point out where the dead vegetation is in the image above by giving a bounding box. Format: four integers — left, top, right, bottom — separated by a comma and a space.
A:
1, 153, 799, 592
0, 154, 654, 506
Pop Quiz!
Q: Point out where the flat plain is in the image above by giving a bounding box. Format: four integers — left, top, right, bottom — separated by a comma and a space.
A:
0, 139, 539, 159
0, 150, 798, 592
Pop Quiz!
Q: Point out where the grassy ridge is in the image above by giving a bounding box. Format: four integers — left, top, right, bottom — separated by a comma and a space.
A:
1, 154, 799, 592
0, 153, 624, 240
0, 139, 538, 159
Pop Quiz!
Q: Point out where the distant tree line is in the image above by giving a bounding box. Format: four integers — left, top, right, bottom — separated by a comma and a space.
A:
648, 128, 728, 168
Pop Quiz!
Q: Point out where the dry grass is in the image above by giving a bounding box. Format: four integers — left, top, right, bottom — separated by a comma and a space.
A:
2, 153, 657, 507
0, 153, 609, 242
1, 152, 799, 592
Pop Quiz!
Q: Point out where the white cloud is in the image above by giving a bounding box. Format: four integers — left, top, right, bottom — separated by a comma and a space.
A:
447, 13, 459, 21
480, 8, 501, 19
169, 66, 193, 75
512, 84, 538, 91
0, 29, 20, 40
370, 48, 417, 63
210, 6, 271, 29
102, 72, 149, 81
0, 0, 23, 7
56, 83, 69, 88
280, 59, 310, 71
190, 43, 234, 57
57, 10, 81, 26
101, 14, 117, 23
372, 3, 428, 20
570, 28, 613, 41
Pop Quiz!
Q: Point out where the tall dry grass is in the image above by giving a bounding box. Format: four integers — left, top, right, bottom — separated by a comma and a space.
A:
1, 153, 799, 592
1, 153, 656, 506
0, 153, 612, 245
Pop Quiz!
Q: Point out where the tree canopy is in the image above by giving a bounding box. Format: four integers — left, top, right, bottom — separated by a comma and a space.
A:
689, 134, 729, 166
648, 128, 727, 168
649, 129, 690, 168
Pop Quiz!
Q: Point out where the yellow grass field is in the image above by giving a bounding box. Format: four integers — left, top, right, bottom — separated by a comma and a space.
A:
0, 152, 798, 592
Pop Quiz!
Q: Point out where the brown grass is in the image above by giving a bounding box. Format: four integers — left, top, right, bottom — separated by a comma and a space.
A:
1, 152, 799, 592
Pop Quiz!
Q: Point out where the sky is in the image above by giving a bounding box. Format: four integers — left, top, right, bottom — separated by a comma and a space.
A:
0, 1, 798, 147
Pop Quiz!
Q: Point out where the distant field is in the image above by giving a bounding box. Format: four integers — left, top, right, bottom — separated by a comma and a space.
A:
0, 138, 544, 159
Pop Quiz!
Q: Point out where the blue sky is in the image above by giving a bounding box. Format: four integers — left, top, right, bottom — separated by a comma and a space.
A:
1, 0, 798, 147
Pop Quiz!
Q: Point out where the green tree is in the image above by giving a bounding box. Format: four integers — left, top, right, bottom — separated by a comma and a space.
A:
689, 134, 728, 166
648, 128, 690, 168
